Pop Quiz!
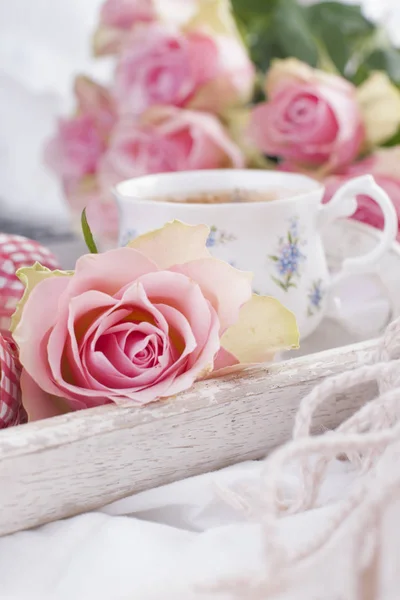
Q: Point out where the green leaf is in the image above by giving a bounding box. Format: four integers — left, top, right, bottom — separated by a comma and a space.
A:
269, 255, 279, 262
363, 48, 400, 84
306, 2, 374, 75
231, 0, 319, 72
271, 0, 318, 67
351, 62, 372, 86
231, 0, 278, 16
81, 208, 98, 254
307, 2, 373, 38
271, 275, 287, 291
288, 232, 293, 244
382, 127, 400, 148
230, 0, 381, 83
238, 15, 282, 72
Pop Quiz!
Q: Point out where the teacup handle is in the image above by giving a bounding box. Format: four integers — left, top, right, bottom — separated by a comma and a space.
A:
318, 175, 397, 286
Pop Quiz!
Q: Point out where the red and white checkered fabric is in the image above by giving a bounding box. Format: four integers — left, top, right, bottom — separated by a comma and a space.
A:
0, 333, 25, 428
0, 234, 60, 331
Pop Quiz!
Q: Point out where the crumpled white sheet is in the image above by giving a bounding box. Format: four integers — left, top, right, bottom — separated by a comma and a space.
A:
0, 459, 356, 599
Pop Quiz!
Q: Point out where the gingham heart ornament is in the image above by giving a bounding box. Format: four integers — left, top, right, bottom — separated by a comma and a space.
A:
0, 333, 26, 428
0, 234, 60, 331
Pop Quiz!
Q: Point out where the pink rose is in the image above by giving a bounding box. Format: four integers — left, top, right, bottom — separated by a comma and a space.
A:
323, 147, 400, 238
45, 77, 118, 246
94, 0, 157, 55
249, 59, 364, 173
114, 26, 215, 114
114, 25, 254, 115
12, 222, 299, 420
73, 76, 117, 137
100, 0, 155, 29
93, 0, 198, 55
45, 115, 105, 180
98, 106, 244, 189
45, 77, 116, 182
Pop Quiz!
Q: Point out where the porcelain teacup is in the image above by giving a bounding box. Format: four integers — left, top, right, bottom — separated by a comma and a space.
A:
114, 170, 397, 339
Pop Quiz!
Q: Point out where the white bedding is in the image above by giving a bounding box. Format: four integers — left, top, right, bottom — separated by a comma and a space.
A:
0, 459, 356, 599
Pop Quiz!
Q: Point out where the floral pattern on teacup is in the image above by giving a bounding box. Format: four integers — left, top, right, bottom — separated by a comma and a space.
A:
307, 279, 324, 316
269, 216, 306, 292
206, 226, 236, 248
120, 228, 137, 246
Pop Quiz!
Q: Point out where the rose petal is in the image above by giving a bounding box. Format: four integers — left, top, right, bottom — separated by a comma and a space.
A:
183, 0, 241, 38
127, 221, 211, 268
45, 283, 165, 403
65, 291, 118, 390
39, 276, 216, 406
109, 274, 220, 402
172, 257, 252, 333
82, 284, 175, 396
213, 346, 239, 371
313, 83, 364, 172
137, 271, 213, 364
221, 294, 299, 363
161, 304, 220, 397
13, 276, 72, 398
99, 323, 169, 377
21, 370, 70, 422
64, 247, 158, 301
93, 25, 127, 56
11, 263, 72, 334
153, 302, 197, 367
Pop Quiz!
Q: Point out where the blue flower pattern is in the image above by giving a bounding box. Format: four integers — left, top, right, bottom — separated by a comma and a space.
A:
307, 279, 324, 316
120, 228, 137, 246
206, 226, 236, 248
269, 217, 306, 292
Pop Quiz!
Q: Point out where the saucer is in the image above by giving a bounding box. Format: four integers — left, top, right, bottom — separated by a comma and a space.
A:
286, 219, 400, 358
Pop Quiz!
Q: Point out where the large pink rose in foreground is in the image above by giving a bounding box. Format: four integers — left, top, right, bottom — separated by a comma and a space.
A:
98, 106, 244, 189
249, 59, 364, 173
114, 24, 254, 115
323, 147, 400, 239
45, 77, 116, 184
12, 222, 298, 420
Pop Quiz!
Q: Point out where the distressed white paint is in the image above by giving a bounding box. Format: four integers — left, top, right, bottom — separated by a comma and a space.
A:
0, 338, 377, 537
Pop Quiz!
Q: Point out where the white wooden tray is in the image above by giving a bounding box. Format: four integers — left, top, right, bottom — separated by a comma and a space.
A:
0, 220, 398, 537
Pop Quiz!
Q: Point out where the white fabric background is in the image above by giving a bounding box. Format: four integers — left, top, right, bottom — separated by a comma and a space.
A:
0, 459, 357, 599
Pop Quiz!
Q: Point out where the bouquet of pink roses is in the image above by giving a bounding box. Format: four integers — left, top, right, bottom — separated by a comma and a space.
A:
46, 0, 400, 245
